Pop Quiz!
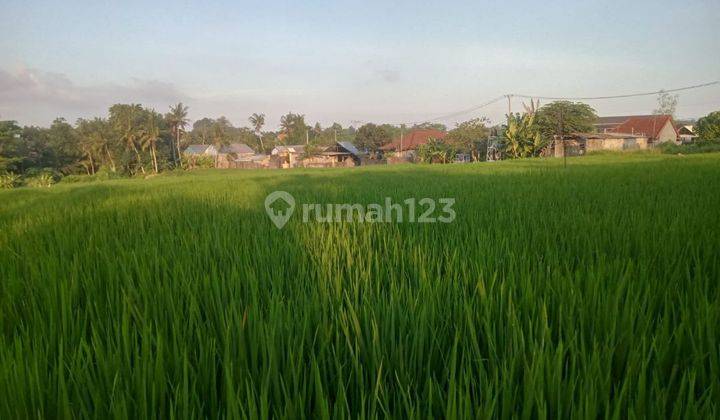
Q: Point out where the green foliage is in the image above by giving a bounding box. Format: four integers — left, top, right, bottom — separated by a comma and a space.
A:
1, 154, 719, 418
301, 143, 323, 159
0, 121, 24, 173
279, 112, 309, 145
182, 154, 216, 169
411, 122, 447, 131
535, 100, 598, 139
696, 111, 720, 141
354, 123, 391, 153
416, 137, 456, 163
446, 117, 490, 160
0, 173, 20, 189
24, 170, 59, 187
503, 112, 546, 158
658, 139, 720, 154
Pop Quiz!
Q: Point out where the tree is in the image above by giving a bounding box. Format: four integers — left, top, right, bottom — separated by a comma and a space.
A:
446, 117, 490, 161
412, 122, 447, 131
696, 111, 720, 141
535, 101, 597, 139
211, 117, 234, 148
46, 118, 82, 174
279, 113, 308, 144
503, 111, 545, 159
416, 138, 456, 164
354, 124, 391, 155
109, 104, 146, 174
166, 103, 189, 166
249, 113, 266, 152
142, 110, 161, 173
0, 121, 23, 173
654, 90, 678, 117
76, 118, 104, 174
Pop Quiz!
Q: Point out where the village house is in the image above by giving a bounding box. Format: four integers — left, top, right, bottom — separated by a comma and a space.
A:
183, 144, 219, 168
594, 115, 678, 145
183, 144, 218, 156
558, 132, 649, 155
381, 129, 447, 162
216, 143, 259, 168
271, 142, 363, 168
271, 144, 306, 168
676, 124, 698, 143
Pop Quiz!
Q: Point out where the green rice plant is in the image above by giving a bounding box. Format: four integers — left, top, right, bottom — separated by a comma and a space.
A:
0, 153, 719, 418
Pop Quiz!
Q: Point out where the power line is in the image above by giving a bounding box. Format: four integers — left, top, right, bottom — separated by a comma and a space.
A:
510, 80, 719, 101
349, 80, 719, 127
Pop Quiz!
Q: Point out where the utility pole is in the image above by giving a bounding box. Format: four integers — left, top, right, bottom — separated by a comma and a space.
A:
506, 94, 513, 115
306, 129, 309, 145
400, 126, 404, 160
334, 129, 337, 143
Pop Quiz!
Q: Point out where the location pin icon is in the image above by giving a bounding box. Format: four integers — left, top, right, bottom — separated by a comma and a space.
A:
264, 191, 295, 229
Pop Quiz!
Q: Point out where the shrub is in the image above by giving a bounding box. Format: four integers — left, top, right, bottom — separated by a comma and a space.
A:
0, 173, 21, 189
26, 173, 57, 188
658, 139, 720, 155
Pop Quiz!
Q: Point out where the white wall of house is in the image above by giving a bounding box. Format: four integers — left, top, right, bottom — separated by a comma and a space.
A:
656, 122, 678, 144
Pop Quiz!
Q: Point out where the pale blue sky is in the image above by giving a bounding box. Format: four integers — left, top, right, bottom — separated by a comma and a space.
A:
1, 0, 719, 127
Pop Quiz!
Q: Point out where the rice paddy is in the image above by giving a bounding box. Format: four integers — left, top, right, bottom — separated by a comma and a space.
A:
1, 153, 719, 418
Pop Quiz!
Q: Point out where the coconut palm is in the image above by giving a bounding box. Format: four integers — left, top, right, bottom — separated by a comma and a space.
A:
249, 113, 265, 152
109, 104, 146, 174
166, 103, 189, 166
142, 111, 161, 173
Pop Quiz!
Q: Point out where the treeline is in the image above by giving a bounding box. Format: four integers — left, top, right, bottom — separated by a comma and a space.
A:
0, 104, 364, 178
3, 99, 719, 182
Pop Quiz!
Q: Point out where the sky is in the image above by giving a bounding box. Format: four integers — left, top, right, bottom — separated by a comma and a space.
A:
1, 0, 719, 128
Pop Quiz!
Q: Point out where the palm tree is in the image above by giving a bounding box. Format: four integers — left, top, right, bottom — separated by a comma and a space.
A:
110, 104, 146, 174
166, 103, 189, 166
249, 113, 265, 152
142, 111, 161, 173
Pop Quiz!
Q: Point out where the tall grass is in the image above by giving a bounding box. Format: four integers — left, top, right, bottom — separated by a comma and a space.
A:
1, 153, 719, 418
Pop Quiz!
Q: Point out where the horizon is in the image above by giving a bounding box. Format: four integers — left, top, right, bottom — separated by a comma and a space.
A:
1, 0, 719, 129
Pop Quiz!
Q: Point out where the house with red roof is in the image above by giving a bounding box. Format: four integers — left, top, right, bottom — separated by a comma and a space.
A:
381, 129, 447, 160
594, 115, 678, 145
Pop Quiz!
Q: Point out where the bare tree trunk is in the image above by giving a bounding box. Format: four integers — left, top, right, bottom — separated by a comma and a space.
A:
105, 146, 117, 172
89, 152, 96, 175
176, 129, 183, 169
131, 142, 146, 174
151, 142, 159, 173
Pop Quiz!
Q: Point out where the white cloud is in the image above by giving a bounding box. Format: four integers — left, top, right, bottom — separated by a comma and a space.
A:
0, 67, 189, 125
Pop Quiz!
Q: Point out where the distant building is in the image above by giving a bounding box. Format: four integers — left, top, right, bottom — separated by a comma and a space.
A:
183, 144, 218, 156
594, 115, 678, 144
183, 144, 219, 168
565, 132, 649, 153
271, 144, 306, 168
217, 143, 257, 168
272, 142, 362, 168
381, 129, 447, 161
676, 125, 698, 143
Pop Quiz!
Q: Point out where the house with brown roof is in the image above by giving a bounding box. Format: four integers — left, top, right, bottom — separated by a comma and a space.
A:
594, 115, 678, 145
381, 129, 447, 160
216, 143, 262, 168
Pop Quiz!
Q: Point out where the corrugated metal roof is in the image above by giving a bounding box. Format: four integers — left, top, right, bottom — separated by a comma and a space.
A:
184, 144, 213, 154
220, 143, 255, 154
337, 141, 361, 156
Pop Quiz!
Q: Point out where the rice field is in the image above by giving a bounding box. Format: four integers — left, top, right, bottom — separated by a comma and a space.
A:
1, 153, 719, 419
